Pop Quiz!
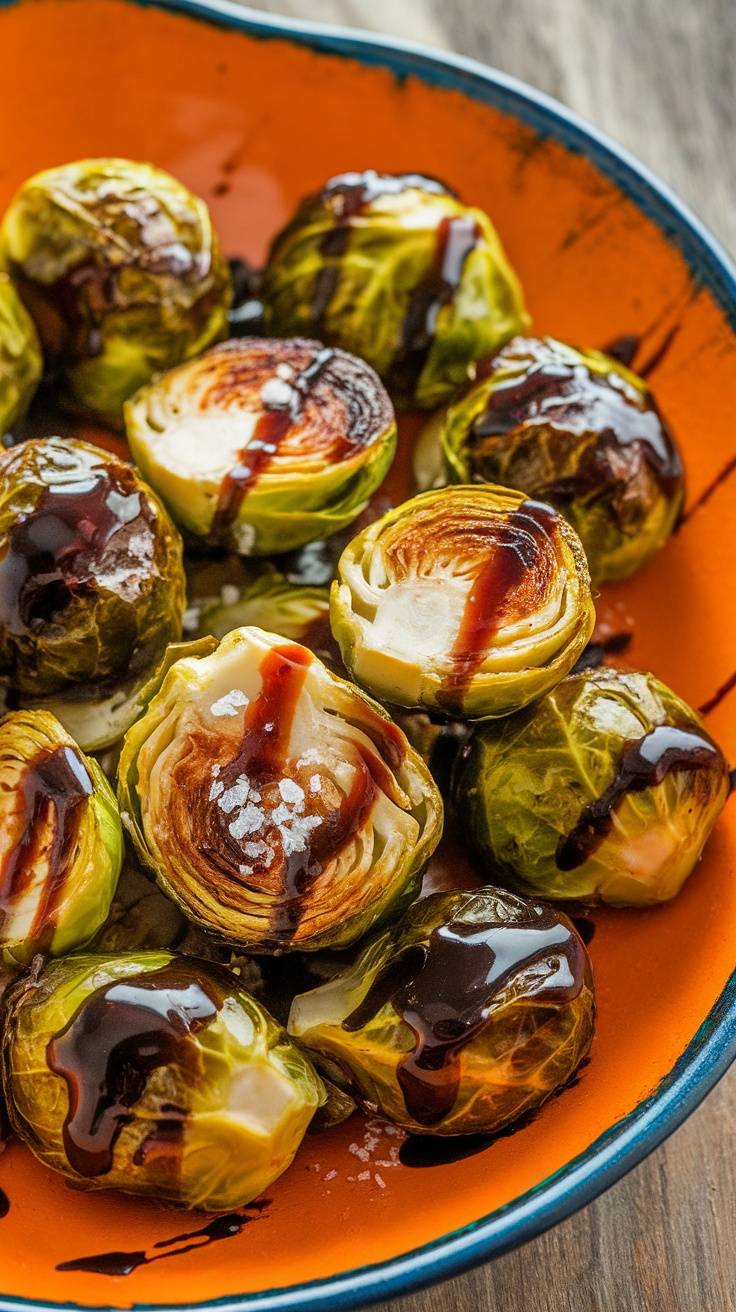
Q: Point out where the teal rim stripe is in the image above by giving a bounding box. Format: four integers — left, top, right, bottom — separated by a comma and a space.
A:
0, 3, 735, 1308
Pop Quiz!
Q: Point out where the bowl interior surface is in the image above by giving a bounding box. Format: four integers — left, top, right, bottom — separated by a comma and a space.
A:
1, 1, 736, 1307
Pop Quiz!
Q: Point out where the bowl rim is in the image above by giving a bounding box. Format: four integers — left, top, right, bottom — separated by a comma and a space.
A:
1, 1, 736, 1309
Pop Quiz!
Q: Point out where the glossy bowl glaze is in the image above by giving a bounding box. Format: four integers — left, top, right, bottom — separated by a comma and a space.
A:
1, 3, 736, 1309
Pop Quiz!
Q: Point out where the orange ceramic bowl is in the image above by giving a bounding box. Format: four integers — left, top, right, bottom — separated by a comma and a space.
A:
1, 2, 736, 1309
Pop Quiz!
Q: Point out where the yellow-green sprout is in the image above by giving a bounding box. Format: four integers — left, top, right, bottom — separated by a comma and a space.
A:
2, 951, 324, 1210
0, 711, 122, 966
0, 272, 42, 433
440, 336, 685, 582
454, 667, 730, 905
289, 888, 594, 1135
262, 170, 528, 409
331, 485, 595, 719
125, 336, 397, 556
118, 627, 443, 953
0, 158, 231, 426
0, 437, 186, 751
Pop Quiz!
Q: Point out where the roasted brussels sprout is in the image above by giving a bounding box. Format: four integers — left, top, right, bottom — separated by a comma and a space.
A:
2, 951, 324, 1210
331, 485, 595, 719
195, 573, 330, 646
289, 888, 594, 1135
261, 170, 528, 410
0, 438, 186, 751
441, 336, 685, 582
125, 336, 397, 556
118, 626, 442, 953
0, 158, 231, 426
455, 667, 730, 905
0, 272, 42, 434
0, 711, 122, 965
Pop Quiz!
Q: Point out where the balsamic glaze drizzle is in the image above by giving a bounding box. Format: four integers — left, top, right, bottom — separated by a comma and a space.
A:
197, 643, 377, 943
310, 170, 473, 393
212, 347, 336, 533
678, 454, 736, 528
572, 631, 633, 674
343, 903, 586, 1125
471, 340, 683, 500
556, 725, 721, 870
56, 1202, 270, 1276
699, 670, 736, 718
436, 500, 559, 713
47, 961, 219, 1178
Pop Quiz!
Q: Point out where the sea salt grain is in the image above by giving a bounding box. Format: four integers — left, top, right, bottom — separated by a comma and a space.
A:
324, 1170, 337, 1182
229, 803, 265, 840
218, 776, 251, 814
358, 1171, 370, 1182
210, 689, 250, 717
209, 779, 225, 801
260, 377, 294, 409
279, 778, 305, 808
374, 1174, 386, 1189
309, 774, 321, 793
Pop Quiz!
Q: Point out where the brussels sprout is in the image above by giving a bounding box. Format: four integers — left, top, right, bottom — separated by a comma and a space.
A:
125, 336, 397, 557
0, 158, 231, 426
118, 626, 442, 953
195, 573, 330, 645
0, 711, 122, 965
0, 272, 42, 434
454, 667, 730, 906
2, 951, 324, 1210
441, 336, 685, 583
0, 437, 186, 751
289, 888, 594, 1135
331, 485, 595, 719
261, 170, 529, 410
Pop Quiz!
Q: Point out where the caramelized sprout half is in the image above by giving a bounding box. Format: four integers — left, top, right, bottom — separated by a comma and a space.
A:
0, 711, 122, 965
331, 485, 595, 718
125, 337, 397, 556
118, 627, 443, 953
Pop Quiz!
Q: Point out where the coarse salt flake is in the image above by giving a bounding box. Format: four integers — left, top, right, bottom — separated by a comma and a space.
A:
210, 689, 249, 718
279, 778, 305, 807
218, 776, 250, 814
229, 803, 264, 840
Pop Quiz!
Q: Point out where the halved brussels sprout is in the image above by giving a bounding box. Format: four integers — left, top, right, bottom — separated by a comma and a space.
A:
261, 170, 529, 410
118, 626, 442, 953
441, 336, 685, 582
2, 951, 324, 1210
0, 711, 122, 966
0, 158, 231, 426
0, 272, 42, 435
0, 437, 186, 751
454, 667, 730, 905
289, 888, 594, 1135
331, 485, 595, 719
125, 337, 397, 557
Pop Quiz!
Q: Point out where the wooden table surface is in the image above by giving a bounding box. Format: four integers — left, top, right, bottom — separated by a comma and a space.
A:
241, 2, 736, 1307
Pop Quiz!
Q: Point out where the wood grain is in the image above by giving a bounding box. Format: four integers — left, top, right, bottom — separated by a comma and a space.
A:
237, 1, 736, 1306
